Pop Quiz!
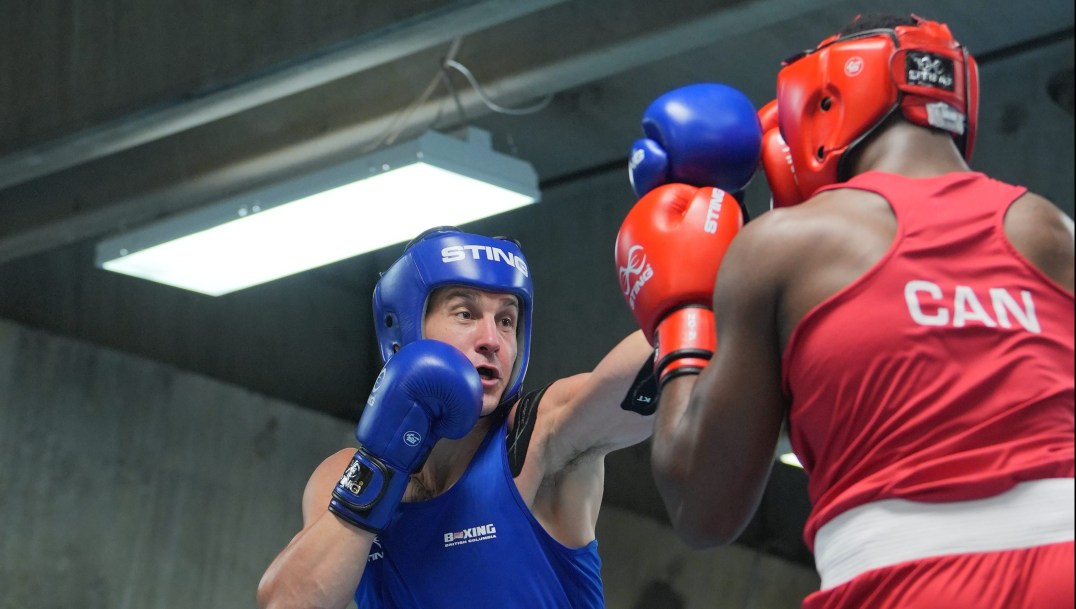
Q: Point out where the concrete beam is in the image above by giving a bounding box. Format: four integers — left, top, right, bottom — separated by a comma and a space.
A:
0, 0, 568, 191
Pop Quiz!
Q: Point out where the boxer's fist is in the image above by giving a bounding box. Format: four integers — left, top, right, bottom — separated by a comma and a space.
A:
616, 183, 744, 386
329, 339, 482, 532
758, 99, 805, 209
629, 83, 763, 198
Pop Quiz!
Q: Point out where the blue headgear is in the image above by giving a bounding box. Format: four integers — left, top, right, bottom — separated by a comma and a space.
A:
373, 227, 534, 406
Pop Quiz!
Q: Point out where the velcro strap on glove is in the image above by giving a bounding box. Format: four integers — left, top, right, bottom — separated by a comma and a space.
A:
328, 447, 409, 534
654, 306, 715, 388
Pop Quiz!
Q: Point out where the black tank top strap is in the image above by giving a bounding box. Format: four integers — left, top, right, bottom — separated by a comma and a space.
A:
507, 384, 551, 477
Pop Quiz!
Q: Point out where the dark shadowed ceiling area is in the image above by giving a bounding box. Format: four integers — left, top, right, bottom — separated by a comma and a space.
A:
2, 0, 1072, 567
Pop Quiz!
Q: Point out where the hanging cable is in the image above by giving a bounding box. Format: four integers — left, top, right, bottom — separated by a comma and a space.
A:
362, 39, 465, 153
442, 59, 553, 115
440, 66, 469, 127
362, 39, 552, 154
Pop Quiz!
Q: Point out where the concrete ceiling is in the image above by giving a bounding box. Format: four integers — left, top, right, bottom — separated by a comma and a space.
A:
2, 0, 1072, 567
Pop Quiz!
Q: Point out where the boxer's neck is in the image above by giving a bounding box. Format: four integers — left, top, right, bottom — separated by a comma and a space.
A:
405, 415, 494, 501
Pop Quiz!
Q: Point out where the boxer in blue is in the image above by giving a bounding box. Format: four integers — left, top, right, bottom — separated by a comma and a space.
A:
256, 227, 649, 609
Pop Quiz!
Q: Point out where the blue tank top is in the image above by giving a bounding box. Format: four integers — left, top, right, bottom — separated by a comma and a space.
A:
354, 412, 605, 608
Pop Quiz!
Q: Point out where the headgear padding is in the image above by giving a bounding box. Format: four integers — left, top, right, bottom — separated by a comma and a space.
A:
776, 15, 979, 200
373, 227, 534, 406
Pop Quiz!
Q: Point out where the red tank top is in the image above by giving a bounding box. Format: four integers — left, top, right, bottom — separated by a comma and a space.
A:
783, 171, 1075, 551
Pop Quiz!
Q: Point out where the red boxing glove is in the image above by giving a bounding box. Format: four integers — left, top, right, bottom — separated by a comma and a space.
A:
761, 127, 805, 209
758, 98, 779, 134
616, 183, 743, 387
758, 99, 805, 209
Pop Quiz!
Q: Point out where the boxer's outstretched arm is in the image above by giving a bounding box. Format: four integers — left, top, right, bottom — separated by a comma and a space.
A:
650, 215, 789, 548
515, 329, 653, 547
542, 329, 656, 460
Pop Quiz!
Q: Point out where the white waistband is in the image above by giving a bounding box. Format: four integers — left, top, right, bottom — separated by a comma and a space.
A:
814, 477, 1075, 590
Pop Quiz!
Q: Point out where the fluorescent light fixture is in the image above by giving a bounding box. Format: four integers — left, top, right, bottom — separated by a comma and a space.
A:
95, 128, 539, 296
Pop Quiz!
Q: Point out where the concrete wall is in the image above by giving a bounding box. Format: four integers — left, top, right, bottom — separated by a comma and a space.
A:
0, 317, 817, 608
597, 508, 820, 609
0, 317, 351, 608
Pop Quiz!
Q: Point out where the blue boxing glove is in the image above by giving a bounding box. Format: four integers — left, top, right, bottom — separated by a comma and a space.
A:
329, 339, 482, 533
629, 83, 763, 198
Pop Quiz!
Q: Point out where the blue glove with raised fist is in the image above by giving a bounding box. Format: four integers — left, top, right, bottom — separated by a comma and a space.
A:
329, 339, 482, 533
629, 83, 763, 198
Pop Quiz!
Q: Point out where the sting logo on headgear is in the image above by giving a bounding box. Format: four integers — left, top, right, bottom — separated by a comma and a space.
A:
906, 51, 955, 91
372, 227, 535, 407
441, 244, 530, 277
776, 15, 979, 201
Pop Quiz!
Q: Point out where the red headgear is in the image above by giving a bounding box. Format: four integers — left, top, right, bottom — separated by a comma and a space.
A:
775, 16, 979, 202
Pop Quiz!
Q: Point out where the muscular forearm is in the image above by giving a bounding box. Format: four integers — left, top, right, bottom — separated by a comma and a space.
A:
257, 513, 373, 609
650, 374, 710, 543
651, 372, 781, 547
